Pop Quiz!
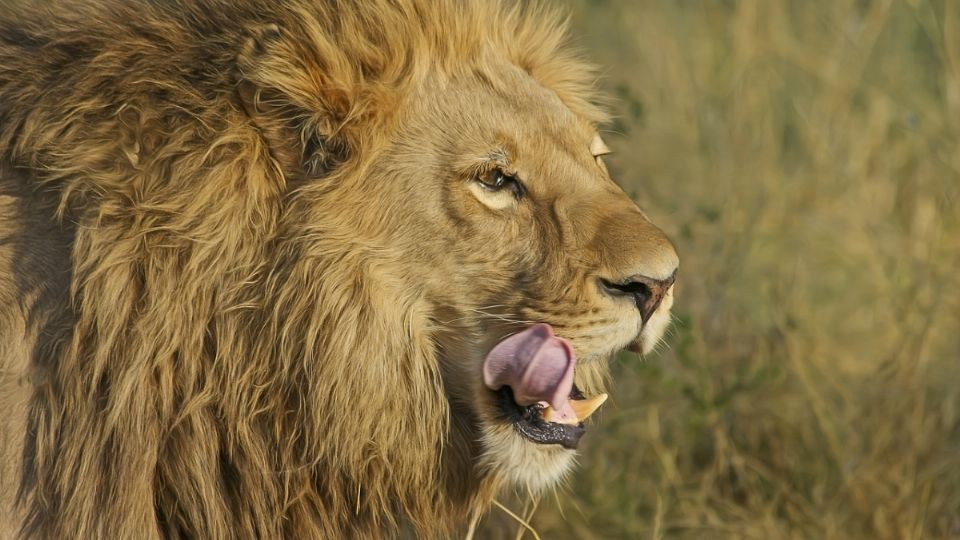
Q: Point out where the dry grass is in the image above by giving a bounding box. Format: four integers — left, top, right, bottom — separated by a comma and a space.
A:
483, 1, 960, 538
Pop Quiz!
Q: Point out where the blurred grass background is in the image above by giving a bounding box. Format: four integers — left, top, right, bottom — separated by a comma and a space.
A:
484, 0, 960, 538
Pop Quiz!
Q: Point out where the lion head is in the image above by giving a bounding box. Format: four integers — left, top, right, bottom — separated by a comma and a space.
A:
0, 0, 677, 537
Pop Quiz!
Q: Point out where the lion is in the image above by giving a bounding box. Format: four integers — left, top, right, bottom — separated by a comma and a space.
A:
0, 0, 679, 537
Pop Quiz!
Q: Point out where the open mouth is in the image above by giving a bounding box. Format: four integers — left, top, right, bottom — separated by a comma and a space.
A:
483, 323, 608, 450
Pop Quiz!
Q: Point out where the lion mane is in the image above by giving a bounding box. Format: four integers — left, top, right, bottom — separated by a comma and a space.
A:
0, 0, 610, 537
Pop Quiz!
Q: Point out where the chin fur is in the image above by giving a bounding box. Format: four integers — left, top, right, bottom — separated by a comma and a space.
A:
477, 423, 577, 494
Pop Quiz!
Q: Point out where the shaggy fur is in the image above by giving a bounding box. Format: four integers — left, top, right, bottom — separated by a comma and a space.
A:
0, 0, 678, 538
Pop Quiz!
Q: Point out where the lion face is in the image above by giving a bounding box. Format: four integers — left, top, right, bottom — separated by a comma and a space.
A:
366, 58, 679, 492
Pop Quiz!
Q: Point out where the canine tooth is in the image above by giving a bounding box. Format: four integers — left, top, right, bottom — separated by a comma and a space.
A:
569, 393, 608, 421
541, 405, 579, 425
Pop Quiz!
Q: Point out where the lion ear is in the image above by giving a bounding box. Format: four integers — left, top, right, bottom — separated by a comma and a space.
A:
236, 24, 350, 180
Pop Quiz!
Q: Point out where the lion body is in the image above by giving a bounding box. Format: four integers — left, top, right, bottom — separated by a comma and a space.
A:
0, 0, 678, 538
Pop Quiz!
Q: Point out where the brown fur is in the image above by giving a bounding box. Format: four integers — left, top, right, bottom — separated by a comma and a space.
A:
0, 0, 678, 538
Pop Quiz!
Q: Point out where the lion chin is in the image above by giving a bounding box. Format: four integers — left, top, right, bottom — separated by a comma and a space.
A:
0, 0, 678, 537
481, 424, 579, 495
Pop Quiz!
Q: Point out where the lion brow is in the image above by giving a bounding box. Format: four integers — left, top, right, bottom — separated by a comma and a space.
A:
459, 146, 513, 178
489, 146, 510, 164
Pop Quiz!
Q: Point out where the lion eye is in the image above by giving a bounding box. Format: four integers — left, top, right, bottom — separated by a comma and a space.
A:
478, 169, 524, 197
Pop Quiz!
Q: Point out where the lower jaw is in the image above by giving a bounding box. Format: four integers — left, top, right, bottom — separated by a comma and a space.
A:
494, 387, 586, 450
476, 422, 578, 496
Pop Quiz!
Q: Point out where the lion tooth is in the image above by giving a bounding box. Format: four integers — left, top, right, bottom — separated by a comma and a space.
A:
569, 393, 608, 421
541, 405, 579, 425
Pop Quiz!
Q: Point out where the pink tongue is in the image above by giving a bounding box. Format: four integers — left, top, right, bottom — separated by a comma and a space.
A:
482, 323, 575, 410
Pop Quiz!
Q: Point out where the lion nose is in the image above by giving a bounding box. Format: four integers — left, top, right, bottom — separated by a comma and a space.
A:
599, 270, 676, 322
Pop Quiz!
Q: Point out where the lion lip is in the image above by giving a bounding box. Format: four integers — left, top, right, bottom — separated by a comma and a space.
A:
494, 385, 604, 450
626, 339, 644, 354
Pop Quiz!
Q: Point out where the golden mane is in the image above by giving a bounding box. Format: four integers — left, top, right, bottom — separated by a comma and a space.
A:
0, 0, 608, 537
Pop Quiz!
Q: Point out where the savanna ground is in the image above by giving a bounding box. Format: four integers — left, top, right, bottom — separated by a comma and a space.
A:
483, 1, 960, 538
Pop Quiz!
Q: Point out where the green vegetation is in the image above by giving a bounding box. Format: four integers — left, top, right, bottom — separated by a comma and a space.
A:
486, 1, 960, 538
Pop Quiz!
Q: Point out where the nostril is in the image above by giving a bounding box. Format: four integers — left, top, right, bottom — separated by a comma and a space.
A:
598, 272, 675, 322
598, 278, 625, 297
600, 278, 652, 302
